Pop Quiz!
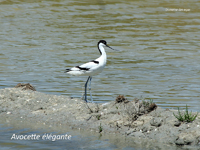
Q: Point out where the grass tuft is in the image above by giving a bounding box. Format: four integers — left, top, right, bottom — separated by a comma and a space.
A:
142, 99, 157, 111
173, 105, 198, 123
96, 115, 101, 120
98, 123, 103, 133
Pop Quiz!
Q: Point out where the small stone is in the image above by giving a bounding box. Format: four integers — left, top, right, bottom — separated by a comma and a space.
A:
174, 120, 181, 127
7, 112, 11, 114
177, 133, 194, 145
150, 118, 163, 127
175, 138, 184, 145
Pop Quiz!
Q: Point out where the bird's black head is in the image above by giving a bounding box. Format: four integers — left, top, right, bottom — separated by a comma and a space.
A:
97, 39, 119, 54
98, 40, 107, 46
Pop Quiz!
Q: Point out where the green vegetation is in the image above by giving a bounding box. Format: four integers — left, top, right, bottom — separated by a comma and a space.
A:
96, 115, 101, 120
142, 99, 154, 108
173, 105, 198, 123
98, 123, 103, 133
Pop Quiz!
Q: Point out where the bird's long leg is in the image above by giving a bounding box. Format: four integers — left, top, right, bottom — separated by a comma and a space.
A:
81, 85, 85, 100
88, 76, 93, 103
84, 76, 90, 102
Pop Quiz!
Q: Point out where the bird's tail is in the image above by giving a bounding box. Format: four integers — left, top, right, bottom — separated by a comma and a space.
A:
65, 69, 71, 73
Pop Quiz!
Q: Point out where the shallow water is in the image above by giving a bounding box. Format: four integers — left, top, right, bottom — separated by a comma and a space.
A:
0, 121, 149, 150
1, 0, 199, 111
0, 125, 116, 150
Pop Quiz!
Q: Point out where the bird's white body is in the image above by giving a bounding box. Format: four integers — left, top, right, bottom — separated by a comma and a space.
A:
65, 40, 117, 102
66, 43, 107, 76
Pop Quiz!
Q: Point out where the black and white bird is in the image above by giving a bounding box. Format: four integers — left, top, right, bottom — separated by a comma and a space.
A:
65, 40, 118, 103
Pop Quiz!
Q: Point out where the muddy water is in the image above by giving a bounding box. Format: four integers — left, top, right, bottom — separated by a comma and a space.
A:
1, 0, 199, 110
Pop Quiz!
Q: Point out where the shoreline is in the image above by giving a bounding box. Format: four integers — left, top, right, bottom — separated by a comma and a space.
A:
0, 87, 200, 149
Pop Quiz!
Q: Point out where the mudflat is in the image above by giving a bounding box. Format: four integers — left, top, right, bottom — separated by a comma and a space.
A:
0, 87, 200, 149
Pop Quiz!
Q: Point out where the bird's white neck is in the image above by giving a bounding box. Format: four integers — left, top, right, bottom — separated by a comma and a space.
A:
98, 44, 107, 64
98, 43, 106, 56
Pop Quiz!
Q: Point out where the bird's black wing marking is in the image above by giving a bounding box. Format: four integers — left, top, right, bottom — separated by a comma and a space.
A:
65, 69, 71, 73
65, 66, 90, 73
91, 60, 99, 64
76, 66, 90, 71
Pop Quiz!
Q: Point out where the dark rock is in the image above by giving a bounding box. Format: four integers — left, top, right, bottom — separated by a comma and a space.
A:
174, 120, 181, 127
175, 138, 184, 145
15, 83, 36, 91
150, 118, 163, 127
